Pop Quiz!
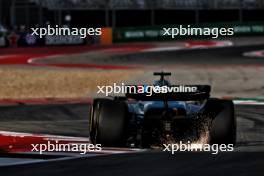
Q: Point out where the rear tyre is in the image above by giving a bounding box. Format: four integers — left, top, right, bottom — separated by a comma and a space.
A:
89, 99, 128, 147
89, 99, 104, 144
204, 99, 236, 145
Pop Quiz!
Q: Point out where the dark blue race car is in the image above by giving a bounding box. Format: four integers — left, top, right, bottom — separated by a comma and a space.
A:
89, 72, 236, 148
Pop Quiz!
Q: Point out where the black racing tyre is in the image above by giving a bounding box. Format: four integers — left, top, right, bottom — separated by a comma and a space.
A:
89, 99, 106, 144
90, 99, 128, 147
204, 99, 236, 145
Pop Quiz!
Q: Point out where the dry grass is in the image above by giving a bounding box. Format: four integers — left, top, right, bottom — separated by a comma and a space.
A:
0, 66, 142, 99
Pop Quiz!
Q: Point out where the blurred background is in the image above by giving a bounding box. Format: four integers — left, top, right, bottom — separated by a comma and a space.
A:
1, 0, 264, 28
1, 0, 264, 46
0, 0, 264, 99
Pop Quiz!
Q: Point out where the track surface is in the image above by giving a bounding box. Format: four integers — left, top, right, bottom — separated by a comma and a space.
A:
0, 103, 263, 150
37, 43, 264, 66
0, 103, 90, 137
0, 103, 263, 175
1, 152, 263, 176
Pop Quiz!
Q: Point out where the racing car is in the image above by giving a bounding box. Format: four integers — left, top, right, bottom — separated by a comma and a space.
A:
89, 72, 236, 147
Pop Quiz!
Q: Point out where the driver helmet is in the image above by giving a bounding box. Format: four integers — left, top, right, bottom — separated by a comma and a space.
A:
153, 79, 171, 86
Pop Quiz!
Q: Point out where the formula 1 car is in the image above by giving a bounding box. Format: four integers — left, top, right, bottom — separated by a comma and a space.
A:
89, 72, 236, 147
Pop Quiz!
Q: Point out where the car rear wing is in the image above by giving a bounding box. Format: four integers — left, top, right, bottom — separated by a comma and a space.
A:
125, 85, 211, 101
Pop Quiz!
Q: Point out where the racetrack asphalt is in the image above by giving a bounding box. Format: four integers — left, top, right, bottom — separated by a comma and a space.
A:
36, 43, 264, 66
0, 103, 263, 175
1, 151, 263, 176
0, 103, 263, 150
